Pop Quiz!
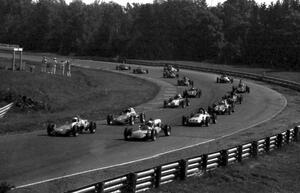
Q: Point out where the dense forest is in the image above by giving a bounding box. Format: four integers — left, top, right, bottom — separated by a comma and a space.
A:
0, 0, 299, 69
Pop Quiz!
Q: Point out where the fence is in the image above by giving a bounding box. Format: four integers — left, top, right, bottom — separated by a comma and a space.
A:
69, 126, 299, 193
0, 103, 13, 119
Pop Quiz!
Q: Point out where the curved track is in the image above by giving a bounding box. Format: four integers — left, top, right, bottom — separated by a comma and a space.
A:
0, 55, 286, 188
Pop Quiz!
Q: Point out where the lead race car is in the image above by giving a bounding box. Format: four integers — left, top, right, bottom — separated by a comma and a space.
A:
163, 64, 179, 78
133, 67, 149, 74
123, 119, 171, 141
182, 108, 216, 126
183, 87, 202, 98
232, 80, 250, 93
177, 76, 194, 86
116, 64, 131, 70
216, 74, 234, 83
47, 116, 96, 137
107, 107, 145, 125
163, 70, 178, 78
164, 94, 190, 108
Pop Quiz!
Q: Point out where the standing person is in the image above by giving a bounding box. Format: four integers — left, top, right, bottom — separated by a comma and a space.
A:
61, 60, 66, 76
52, 58, 57, 75
66, 60, 71, 77
41, 56, 47, 73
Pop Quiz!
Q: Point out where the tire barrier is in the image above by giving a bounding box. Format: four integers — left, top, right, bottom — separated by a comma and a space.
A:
0, 102, 13, 119
69, 126, 299, 193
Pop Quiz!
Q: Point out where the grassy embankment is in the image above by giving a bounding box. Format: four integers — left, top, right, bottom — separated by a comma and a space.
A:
0, 58, 159, 134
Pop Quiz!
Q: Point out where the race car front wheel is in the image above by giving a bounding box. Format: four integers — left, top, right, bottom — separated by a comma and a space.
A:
47, 123, 55, 136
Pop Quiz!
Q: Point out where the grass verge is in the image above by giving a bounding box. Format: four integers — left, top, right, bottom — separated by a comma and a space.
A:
0, 59, 159, 134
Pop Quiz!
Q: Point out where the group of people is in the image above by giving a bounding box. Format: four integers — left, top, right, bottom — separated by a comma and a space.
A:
41, 57, 71, 77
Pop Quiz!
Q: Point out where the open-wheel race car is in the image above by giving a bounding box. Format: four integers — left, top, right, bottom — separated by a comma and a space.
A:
232, 80, 250, 93
133, 67, 149, 74
107, 107, 145, 125
183, 87, 201, 98
216, 74, 234, 83
123, 119, 171, 141
177, 76, 194, 86
116, 64, 131, 70
47, 116, 96, 137
223, 92, 243, 104
163, 69, 178, 78
164, 94, 190, 108
182, 108, 216, 126
164, 64, 179, 72
212, 99, 234, 115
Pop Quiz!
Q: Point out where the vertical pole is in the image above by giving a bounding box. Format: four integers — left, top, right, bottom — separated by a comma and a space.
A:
286, 130, 290, 144
237, 145, 243, 162
265, 137, 270, 153
154, 166, 162, 188
220, 150, 228, 167
294, 126, 299, 142
251, 141, 258, 158
12, 51, 16, 71
20, 51, 23, 70
277, 133, 283, 148
201, 154, 208, 172
179, 159, 187, 180
95, 182, 104, 193
125, 173, 137, 193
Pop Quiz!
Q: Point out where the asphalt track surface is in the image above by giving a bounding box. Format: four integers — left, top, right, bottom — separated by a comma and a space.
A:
0, 54, 286, 189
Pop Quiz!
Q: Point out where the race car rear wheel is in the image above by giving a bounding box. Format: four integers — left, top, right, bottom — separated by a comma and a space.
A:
71, 126, 79, 137
151, 130, 157, 141
164, 125, 171, 136
107, 115, 113, 125
181, 101, 186, 108
129, 116, 134, 125
163, 100, 167, 108
47, 123, 55, 136
89, 122, 96, 133
182, 116, 187, 126
205, 117, 210, 127
124, 128, 132, 141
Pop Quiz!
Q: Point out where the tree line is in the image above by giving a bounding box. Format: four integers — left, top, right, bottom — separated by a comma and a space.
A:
0, 0, 299, 69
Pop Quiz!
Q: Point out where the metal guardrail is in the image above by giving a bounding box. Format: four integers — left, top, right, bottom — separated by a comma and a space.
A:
69, 127, 299, 193
0, 103, 13, 118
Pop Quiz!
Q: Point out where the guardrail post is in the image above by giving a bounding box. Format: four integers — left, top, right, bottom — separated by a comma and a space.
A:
251, 141, 258, 158
219, 150, 228, 167
95, 182, 104, 193
179, 159, 187, 180
201, 154, 208, 172
286, 130, 290, 144
237, 145, 243, 162
294, 126, 299, 142
154, 166, 162, 188
124, 173, 137, 193
277, 133, 283, 148
265, 137, 270, 153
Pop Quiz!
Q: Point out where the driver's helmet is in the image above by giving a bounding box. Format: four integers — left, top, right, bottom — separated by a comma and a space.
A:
199, 108, 204, 114
129, 107, 134, 113
72, 117, 79, 122
176, 94, 182, 98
